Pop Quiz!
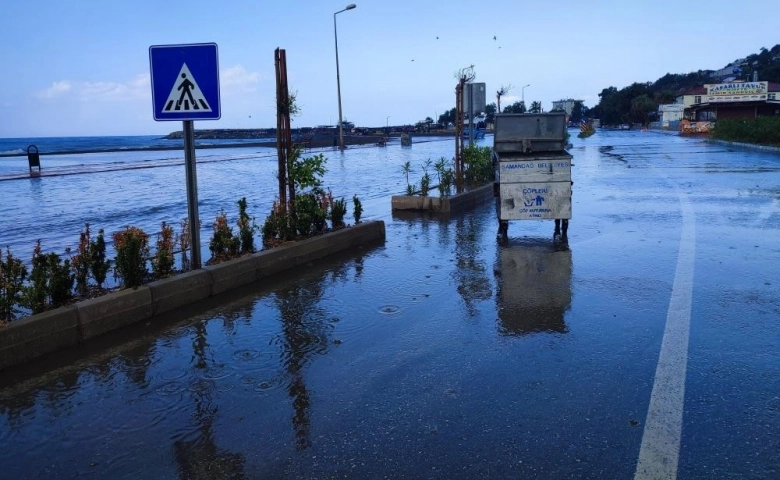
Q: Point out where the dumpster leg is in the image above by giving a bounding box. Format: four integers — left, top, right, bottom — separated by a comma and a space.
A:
554, 219, 569, 249
499, 220, 509, 238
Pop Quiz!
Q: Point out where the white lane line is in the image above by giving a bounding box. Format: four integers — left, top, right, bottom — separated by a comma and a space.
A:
634, 193, 696, 480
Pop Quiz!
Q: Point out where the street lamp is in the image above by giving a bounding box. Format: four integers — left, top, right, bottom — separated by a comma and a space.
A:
386, 116, 390, 128
334, 3, 356, 151
521, 84, 530, 107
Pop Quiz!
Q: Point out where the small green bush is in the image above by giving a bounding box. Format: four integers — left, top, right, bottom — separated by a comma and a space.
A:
0, 247, 27, 322
462, 144, 493, 186
331, 197, 347, 229
208, 210, 239, 264
24, 241, 74, 313
294, 193, 327, 237
353, 195, 363, 224
152, 221, 176, 279
89, 229, 110, 288
71, 224, 91, 295
262, 200, 295, 246
237, 197, 256, 254
113, 227, 150, 288
711, 117, 780, 146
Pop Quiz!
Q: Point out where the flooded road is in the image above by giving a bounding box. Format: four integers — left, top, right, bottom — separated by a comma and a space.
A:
1, 131, 779, 479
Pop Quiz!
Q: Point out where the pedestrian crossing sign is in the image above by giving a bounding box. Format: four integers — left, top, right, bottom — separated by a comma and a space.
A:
149, 43, 221, 121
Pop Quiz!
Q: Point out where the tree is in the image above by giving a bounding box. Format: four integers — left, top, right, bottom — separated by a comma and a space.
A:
496, 84, 513, 112
503, 101, 526, 114
654, 90, 677, 105
630, 94, 656, 126
484, 103, 497, 124
570, 101, 585, 124
529, 101, 542, 113
438, 107, 457, 126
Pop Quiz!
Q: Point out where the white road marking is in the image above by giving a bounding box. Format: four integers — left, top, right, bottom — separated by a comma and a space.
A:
634, 193, 696, 480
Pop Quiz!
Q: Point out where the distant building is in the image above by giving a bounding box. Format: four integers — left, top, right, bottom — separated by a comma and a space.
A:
658, 103, 684, 129
680, 81, 780, 122
551, 99, 582, 116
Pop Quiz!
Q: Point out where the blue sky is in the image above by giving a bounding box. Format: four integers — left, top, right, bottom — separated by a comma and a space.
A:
1, 0, 776, 137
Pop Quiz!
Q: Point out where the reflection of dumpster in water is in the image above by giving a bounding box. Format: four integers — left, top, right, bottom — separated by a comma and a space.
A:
494, 240, 572, 336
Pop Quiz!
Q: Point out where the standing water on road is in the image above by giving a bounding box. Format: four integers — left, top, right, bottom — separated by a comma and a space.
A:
1, 131, 779, 478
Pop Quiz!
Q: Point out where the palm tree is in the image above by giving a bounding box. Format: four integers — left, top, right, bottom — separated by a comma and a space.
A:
496, 84, 513, 113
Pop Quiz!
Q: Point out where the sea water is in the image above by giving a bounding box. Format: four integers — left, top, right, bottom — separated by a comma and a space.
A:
0, 134, 472, 273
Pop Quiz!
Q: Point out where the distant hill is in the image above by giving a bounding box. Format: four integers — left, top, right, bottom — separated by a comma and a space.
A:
650, 44, 780, 96
591, 44, 780, 126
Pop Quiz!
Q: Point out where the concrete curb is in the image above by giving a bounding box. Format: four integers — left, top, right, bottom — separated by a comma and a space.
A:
391, 183, 494, 213
0, 221, 385, 370
0, 306, 80, 366
708, 139, 780, 154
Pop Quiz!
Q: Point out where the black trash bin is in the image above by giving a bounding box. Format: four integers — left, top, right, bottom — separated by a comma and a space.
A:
27, 145, 41, 176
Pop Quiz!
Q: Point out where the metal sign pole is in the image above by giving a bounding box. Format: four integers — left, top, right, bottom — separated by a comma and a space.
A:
183, 120, 201, 269
468, 83, 474, 145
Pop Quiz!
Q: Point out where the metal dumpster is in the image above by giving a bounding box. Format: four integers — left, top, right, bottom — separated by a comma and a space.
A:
493, 113, 572, 243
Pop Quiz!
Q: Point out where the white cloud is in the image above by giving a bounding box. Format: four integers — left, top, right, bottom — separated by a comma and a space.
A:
80, 74, 149, 102
35, 81, 72, 99
34, 75, 150, 102
221, 65, 261, 94
501, 94, 521, 105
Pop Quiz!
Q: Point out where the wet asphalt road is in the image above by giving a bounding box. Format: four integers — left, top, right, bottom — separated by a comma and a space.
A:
0, 131, 778, 479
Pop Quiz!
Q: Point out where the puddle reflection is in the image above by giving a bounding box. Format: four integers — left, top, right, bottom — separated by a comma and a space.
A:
453, 214, 493, 316
274, 280, 332, 450
494, 238, 573, 335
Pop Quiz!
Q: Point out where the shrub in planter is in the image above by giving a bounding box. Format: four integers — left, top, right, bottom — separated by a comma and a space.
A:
261, 200, 295, 246
208, 210, 239, 264
113, 227, 150, 288
462, 144, 493, 186
353, 195, 363, 224
294, 193, 327, 237
0, 246, 27, 322
89, 228, 111, 289
330, 197, 347, 229
152, 221, 175, 279
420, 173, 431, 196
435, 157, 454, 197
71, 223, 92, 295
237, 197, 256, 254
178, 218, 192, 271
25, 241, 74, 313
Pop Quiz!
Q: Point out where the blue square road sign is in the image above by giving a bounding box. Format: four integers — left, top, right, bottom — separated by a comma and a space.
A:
149, 43, 221, 121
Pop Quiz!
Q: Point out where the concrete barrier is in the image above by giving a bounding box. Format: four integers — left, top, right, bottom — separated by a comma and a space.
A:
391, 183, 493, 213
708, 139, 780, 154
149, 269, 212, 316
77, 287, 153, 341
0, 306, 80, 370
0, 221, 386, 370
206, 254, 264, 296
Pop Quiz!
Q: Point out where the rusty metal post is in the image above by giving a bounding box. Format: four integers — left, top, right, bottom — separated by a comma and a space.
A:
455, 79, 465, 192
275, 48, 295, 212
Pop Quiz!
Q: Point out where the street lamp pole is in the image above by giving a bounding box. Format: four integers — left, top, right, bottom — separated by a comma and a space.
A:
334, 3, 356, 151
386, 116, 390, 128
521, 84, 530, 107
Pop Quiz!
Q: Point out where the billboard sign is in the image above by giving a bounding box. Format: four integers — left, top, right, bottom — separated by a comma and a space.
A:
704, 81, 768, 103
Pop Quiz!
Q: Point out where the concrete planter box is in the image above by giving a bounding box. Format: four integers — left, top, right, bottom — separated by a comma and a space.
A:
149, 269, 213, 315
0, 220, 385, 370
0, 306, 80, 370
77, 287, 153, 341
206, 254, 265, 296
391, 183, 494, 213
